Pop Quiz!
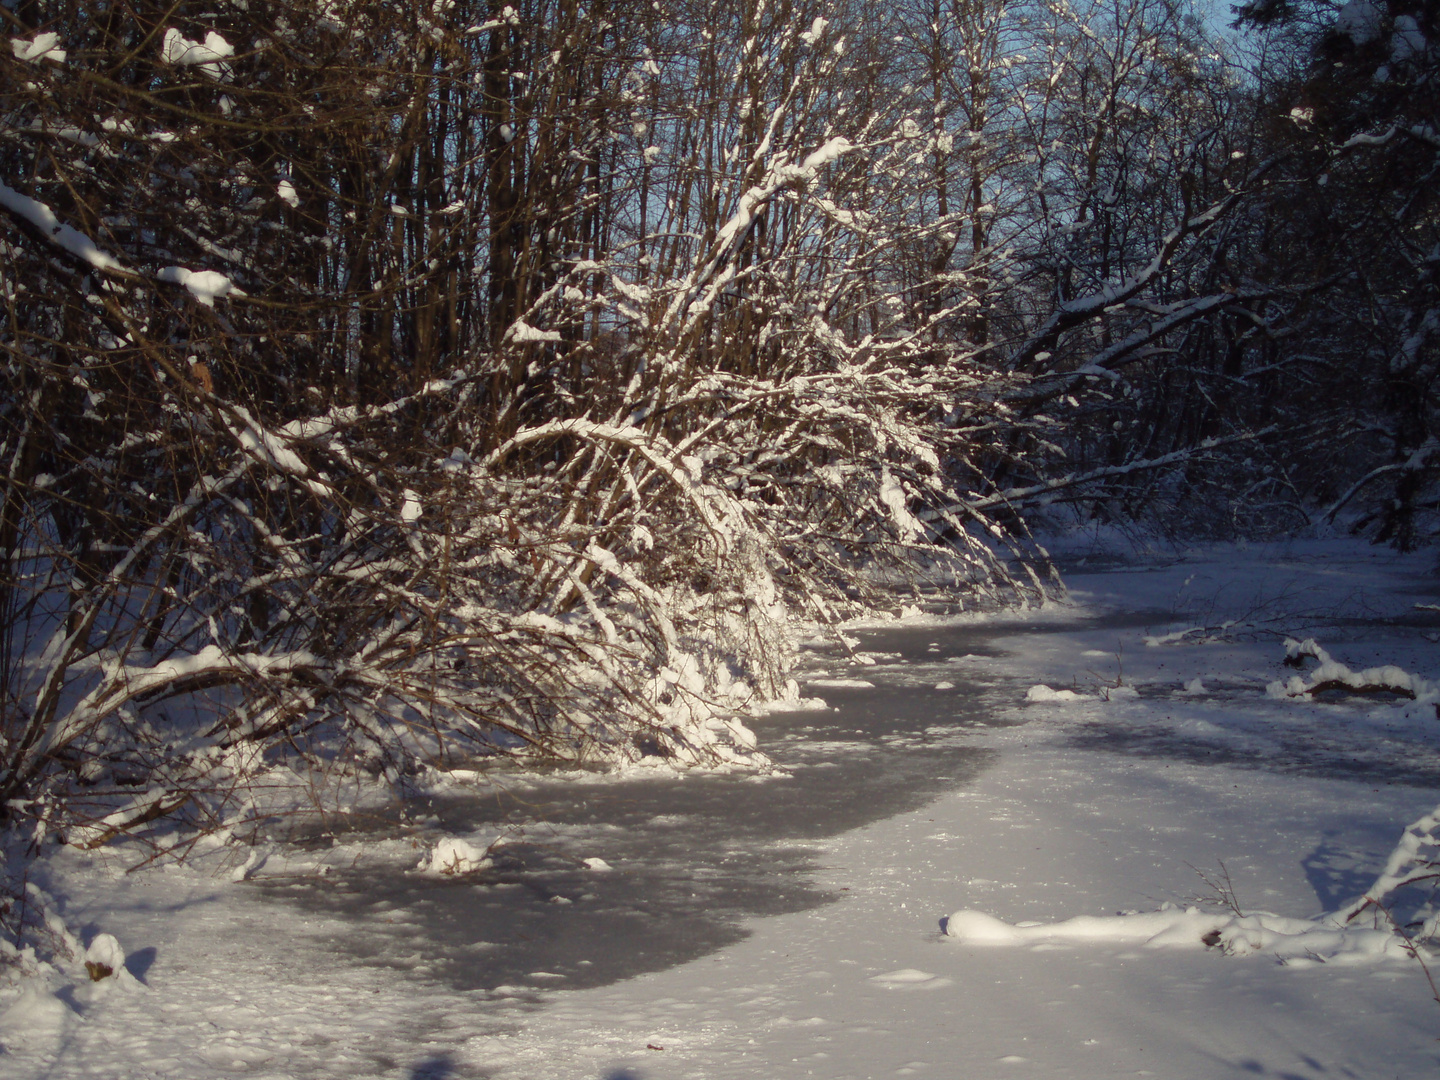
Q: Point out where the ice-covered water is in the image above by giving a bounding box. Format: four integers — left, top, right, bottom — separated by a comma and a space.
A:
250, 620, 1048, 993
10, 541, 1440, 1080
250, 565, 1440, 1004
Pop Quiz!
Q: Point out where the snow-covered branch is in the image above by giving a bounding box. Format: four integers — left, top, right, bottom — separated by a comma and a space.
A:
1007, 160, 1278, 372
946, 428, 1277, 512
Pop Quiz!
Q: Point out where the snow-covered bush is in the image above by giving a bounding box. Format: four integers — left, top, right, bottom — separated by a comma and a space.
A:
2, 0, 1334, 878
0, 0, 1053, 861
0, 861, 83, 984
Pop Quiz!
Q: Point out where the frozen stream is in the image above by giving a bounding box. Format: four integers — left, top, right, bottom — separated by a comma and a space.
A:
6, 540, 1440, 1080
252, 612, 1160, 996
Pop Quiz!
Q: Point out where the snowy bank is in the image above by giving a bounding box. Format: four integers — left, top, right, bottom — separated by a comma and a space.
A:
945, 904, 1416, 965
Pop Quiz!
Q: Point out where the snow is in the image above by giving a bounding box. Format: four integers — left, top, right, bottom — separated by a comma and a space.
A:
157, 265, 244, 306
1335, 0, 1386, 46
160, 28, 234, 79
0, 182, 121, 271
1025, 683, 1088, 702
3, 538, 1439, 1078
753, 696, 829, 714
0, 985, 72, 1051
878, 467, 925, 541
946, 905, 1411, 964
505, 320, 563, 343
1390, 15, 1428, 62
799, 137, 853, 174
1266, 638, 1436, 701
801, 18, 829, 47
1330, 801, 1440, 926
867, 967, 952, 989
83, 933, 127, 981
11, 32, 65, 64
418, 836, 495, 875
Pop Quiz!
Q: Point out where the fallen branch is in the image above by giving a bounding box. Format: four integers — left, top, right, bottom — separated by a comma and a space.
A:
1267, 639, 1433, 702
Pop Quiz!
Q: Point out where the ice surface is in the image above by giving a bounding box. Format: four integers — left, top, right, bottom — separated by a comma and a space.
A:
247, 683, 999, 995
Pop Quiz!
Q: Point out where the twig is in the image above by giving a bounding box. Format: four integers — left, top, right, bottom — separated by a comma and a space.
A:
1186, 859, 1244, 917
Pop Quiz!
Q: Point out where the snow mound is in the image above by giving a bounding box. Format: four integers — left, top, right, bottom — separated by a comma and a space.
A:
1024, 684, 1088, 703
417, 836, 495, 875
0, 986, 71, 1051
753, 696, 829, 715
868, 968, 953, 990
83, 933, 127, 981
945, 904, 1414, 965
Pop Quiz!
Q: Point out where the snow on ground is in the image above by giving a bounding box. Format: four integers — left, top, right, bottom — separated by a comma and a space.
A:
483, 749, 1436, 1080
3, 537, 1439, 1078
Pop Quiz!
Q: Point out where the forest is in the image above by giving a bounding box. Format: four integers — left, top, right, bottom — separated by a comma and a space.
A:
0, 0, 1435, 865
